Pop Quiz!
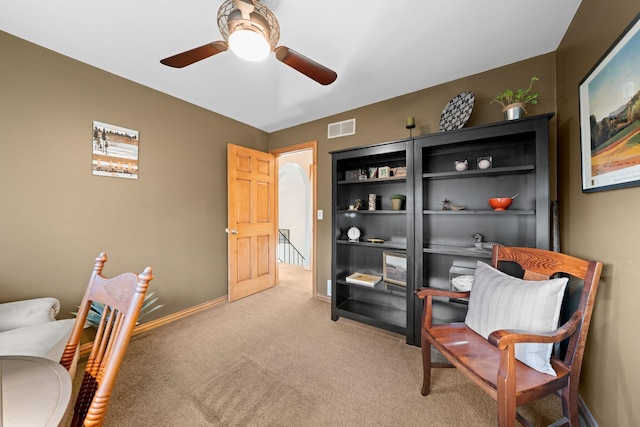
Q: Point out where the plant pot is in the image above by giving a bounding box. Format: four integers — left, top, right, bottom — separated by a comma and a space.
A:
503, 103, 525, 120
391, 198, 403, 210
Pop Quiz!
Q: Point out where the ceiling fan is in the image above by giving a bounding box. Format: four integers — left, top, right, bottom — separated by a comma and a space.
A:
160, 0, 337, 85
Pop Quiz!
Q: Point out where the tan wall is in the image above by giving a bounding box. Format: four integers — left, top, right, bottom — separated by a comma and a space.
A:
269, 53, 558, 300
0, 31, 269, 318
556, 1, 640, 425
4, 8, 633, 423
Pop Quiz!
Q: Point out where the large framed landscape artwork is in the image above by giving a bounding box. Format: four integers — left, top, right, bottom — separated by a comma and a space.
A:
579, 13, 640, 192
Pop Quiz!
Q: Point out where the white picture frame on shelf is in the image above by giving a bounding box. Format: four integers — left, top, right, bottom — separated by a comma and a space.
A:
378, 166, 390, 179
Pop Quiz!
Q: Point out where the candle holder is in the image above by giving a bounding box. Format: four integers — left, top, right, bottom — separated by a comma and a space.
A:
406, 116, 416, 138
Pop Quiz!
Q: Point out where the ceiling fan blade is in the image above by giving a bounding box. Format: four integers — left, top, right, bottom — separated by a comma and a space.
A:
275, 46, 337, 85
160, 41, 228, 68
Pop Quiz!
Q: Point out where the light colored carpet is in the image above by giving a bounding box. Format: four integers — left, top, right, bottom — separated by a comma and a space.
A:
74, 264, 568, 426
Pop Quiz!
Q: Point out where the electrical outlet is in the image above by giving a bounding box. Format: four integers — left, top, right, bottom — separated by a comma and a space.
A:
327, 279, 332, 296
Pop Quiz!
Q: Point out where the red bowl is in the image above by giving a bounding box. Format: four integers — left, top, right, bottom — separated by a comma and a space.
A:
488, 197, 513, 211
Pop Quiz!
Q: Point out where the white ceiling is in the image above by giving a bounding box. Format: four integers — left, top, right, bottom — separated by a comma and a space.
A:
0, 0, 581, 133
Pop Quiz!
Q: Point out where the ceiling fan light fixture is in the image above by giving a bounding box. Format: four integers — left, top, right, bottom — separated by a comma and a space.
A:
161, 0, 336, 85
228, 29, 271, 61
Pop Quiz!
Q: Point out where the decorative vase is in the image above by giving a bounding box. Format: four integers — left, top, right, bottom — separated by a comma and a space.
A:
368, 194, 377, 211
391, 198, 402, 210
503, 103, 525, 120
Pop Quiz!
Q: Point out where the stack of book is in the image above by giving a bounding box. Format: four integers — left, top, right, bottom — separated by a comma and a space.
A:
345, 272, 382, 287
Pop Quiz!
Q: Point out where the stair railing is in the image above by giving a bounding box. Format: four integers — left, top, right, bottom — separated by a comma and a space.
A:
278, 229, 306, 266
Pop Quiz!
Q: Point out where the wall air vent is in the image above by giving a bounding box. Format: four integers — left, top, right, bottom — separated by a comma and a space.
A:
327, 119, 356, 139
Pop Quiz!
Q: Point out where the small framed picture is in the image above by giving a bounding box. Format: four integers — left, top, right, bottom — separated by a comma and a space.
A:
378, 166, 390, 178
345, 169, 362, 181
92, 121, 139, 179
391, 166, 407, 177
382, 252, 407, 286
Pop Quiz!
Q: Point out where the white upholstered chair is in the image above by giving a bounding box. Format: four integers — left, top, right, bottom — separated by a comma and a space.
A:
0, 297, 75, 361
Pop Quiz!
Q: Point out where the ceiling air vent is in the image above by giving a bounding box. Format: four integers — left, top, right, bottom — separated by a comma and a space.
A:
328, 119, 356, 139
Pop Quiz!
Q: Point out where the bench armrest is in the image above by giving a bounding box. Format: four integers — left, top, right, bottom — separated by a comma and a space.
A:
0, 297, 61, 332
487, 311, 582, 349
415, 287, 470, 300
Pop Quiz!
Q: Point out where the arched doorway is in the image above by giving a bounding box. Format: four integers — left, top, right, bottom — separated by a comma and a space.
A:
278, 162, 311, 268
271, 141, 318, 297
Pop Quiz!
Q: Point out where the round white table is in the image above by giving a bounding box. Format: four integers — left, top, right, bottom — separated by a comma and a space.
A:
0, 355, 72, 427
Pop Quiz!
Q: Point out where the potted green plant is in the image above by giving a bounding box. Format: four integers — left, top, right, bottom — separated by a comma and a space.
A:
490, 76, 539, 120
73, 292, 163, 328
390, 194, 405, 210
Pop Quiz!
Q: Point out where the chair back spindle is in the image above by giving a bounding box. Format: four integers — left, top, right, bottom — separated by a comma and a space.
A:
60, 252, 153, 427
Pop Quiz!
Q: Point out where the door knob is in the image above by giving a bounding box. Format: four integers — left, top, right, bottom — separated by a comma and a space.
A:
225, 228, 238, 234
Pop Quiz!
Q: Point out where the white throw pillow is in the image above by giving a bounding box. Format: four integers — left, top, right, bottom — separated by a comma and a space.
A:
464, 261, 568, 376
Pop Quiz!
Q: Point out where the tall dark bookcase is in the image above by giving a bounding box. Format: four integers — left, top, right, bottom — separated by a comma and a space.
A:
331, 114, 553, 345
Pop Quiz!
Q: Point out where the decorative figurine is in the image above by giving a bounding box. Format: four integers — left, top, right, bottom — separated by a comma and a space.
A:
477, 156, 493, 169
442, 198, 466, 210
368, 194, 377, 211
472, 233, 500, 251
455, 160, 468, 171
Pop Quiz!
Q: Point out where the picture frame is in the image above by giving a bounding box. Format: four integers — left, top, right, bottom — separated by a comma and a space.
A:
393, 166, 407, 177
92, 121, 139, 179
382, 252, 407, 286
579, 12, 640, 192
378, 166, 390, 179
367, 167, 378, 179
345, 169, 362, 181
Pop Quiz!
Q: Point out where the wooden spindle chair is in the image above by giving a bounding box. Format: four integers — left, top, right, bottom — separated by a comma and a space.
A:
415, 246, 602, 427
60, 252, 153, 427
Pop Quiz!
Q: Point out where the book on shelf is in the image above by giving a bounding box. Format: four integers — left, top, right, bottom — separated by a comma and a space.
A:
366, 238, 384, 243
345, 272, 382, 287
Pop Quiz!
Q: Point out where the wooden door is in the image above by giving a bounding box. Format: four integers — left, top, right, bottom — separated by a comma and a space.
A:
227, 143, 276, 301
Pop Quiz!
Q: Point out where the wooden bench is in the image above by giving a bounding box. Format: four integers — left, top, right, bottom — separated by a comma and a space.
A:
415, 246, 602, 427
